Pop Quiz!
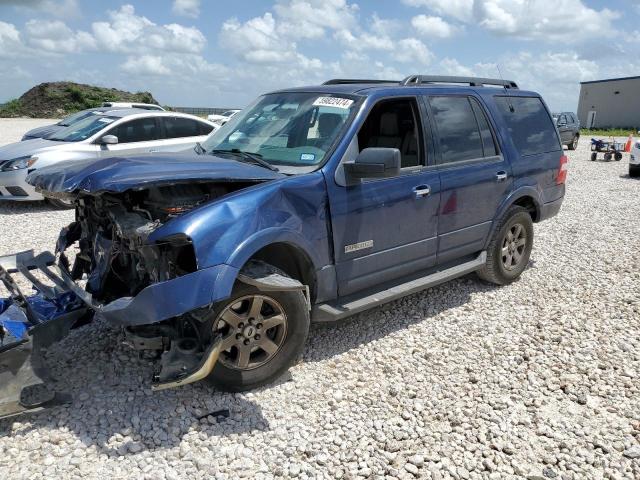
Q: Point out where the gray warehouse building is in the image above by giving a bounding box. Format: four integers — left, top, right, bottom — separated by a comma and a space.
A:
577, 76, 640, 129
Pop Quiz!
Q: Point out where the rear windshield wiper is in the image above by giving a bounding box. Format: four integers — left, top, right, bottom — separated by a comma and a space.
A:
209, 149, 279, 172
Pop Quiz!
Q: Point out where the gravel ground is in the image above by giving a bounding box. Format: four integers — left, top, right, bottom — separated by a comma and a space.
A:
0, 119, 638, 480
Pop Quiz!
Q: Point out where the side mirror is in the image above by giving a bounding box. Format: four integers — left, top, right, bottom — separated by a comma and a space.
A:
101, 135, 118, 145
344, 148, 401, 182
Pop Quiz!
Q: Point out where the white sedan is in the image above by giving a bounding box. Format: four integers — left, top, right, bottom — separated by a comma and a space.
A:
0, 110, 217, 208
207, 109, 241, 126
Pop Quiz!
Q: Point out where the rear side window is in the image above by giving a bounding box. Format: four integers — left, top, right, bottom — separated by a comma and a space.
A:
198, 121, 214, 135
110, 117, 158, 143
428, 96, 497, 163
494, 97, 560, 156
162, 117, 203, 139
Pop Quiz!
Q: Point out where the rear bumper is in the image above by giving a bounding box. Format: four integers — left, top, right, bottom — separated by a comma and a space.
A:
539, 196, 564, 221
0, 169, 44, 201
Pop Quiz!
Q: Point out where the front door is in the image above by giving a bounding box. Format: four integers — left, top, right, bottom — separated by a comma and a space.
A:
425, 95, 513, 264
98, 116, 161, 157
327, 97, 441, 297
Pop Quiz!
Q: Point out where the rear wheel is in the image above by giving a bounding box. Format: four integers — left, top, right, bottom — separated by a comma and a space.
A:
206, 275, 309, 391
614, 152, 622, 161
478, 206, 534, 285
568, 135, 578, 150
590, 152, 597, 161
604, 153, 612, 162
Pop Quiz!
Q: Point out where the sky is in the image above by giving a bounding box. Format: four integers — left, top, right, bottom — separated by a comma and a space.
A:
0, 0, 639, 111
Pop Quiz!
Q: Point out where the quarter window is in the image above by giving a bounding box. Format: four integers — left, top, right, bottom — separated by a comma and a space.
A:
494, 96, 561, 156
110, 117, 158, 143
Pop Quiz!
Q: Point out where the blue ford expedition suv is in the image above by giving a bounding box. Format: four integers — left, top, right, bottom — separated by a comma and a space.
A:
0, 76, 566, 417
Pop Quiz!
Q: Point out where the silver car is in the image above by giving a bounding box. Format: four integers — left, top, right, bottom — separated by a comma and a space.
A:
21, 106, 133, 141
0, 109, 217, 208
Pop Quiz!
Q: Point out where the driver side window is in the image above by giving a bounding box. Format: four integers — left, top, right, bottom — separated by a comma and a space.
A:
357, 98, 423, 168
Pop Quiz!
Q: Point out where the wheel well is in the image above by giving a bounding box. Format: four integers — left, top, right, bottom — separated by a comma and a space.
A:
248, 243, 317, 302
512, 196, 539, 222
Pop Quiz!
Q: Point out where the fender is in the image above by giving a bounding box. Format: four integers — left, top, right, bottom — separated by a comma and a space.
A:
226, 227, 325, 271
483, 185, 542, 250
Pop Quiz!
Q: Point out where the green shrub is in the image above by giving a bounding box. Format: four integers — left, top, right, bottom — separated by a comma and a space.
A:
0, 99, 23, 116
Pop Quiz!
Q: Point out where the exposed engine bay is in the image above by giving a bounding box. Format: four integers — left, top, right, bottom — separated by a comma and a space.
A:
59, 182, 242, 302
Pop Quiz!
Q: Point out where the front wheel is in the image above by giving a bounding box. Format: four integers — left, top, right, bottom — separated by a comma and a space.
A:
478, 206, 534, 285
590, 152, 597, 161
205, 276, 309, 392
614, 152, 622, 161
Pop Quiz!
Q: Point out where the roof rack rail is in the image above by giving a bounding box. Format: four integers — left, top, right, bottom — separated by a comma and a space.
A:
401, 75, 519, 89
322, 79, 400, 85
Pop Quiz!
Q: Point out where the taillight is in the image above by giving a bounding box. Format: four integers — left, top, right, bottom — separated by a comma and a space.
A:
557, 155, 568, 185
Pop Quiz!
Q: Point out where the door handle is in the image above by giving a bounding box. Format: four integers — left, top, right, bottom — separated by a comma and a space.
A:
413, 185, 431, 198
148, 149, 159, 153
495, 171, 508, 182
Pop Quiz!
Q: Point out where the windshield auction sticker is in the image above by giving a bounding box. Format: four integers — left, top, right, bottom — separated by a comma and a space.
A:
313, 97, 354, 109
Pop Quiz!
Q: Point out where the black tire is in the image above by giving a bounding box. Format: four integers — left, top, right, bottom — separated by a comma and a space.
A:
568, 135, 578, 150
47, 197, 74, 209
630, 165, 640, 178
604, 153, 612, 162
590, 152, 597, 161
206, 274, 309, 392
477, 206, 534, 285
614, 152, 622, 161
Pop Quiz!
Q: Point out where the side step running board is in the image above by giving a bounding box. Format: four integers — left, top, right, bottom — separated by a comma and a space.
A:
312, 251, 486, 322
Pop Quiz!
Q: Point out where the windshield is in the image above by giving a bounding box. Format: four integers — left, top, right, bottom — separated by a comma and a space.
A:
201, 92, 359, 169
49, 115, 118, 142
58, 109, 100, 127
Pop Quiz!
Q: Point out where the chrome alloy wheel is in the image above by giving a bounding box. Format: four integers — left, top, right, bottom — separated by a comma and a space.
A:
501, 223, 527, 271
214, 294, 288, 370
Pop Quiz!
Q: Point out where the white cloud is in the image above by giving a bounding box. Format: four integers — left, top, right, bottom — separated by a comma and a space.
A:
472, 0, 619, 42
411, 15, 456, 38
92, 5, 206, 54
172, 0, 200, 18
25, 19, 95, 53
395, 38, 433, 65
0, 21, 24, 58
404, 0, 619, 43
402, 0, 473, 22
273, 0, 358, 39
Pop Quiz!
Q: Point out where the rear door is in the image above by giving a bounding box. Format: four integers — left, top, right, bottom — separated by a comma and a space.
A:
157, 116, 214, 152
425, 95, 512, 264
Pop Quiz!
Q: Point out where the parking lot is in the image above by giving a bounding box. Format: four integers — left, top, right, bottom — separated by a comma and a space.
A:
0, 119, 638, 479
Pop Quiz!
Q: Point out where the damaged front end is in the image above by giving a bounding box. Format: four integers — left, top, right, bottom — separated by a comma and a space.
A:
0, 182, 250, 419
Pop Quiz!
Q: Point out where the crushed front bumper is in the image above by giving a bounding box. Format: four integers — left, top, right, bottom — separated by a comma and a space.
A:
0, 249, 239, 419
0, 250, 88, 420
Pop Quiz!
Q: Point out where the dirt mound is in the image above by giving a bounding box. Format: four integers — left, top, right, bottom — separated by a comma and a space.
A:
0, 82, 159, 118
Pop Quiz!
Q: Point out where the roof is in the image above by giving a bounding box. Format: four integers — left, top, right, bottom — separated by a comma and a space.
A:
98, 109, 214, 123
580, 76, 640, 85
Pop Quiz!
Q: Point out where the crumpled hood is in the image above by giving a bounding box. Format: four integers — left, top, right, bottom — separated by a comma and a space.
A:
26, 153, 285, 194
22, 124, 63, 140
0, 138, 65, 165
